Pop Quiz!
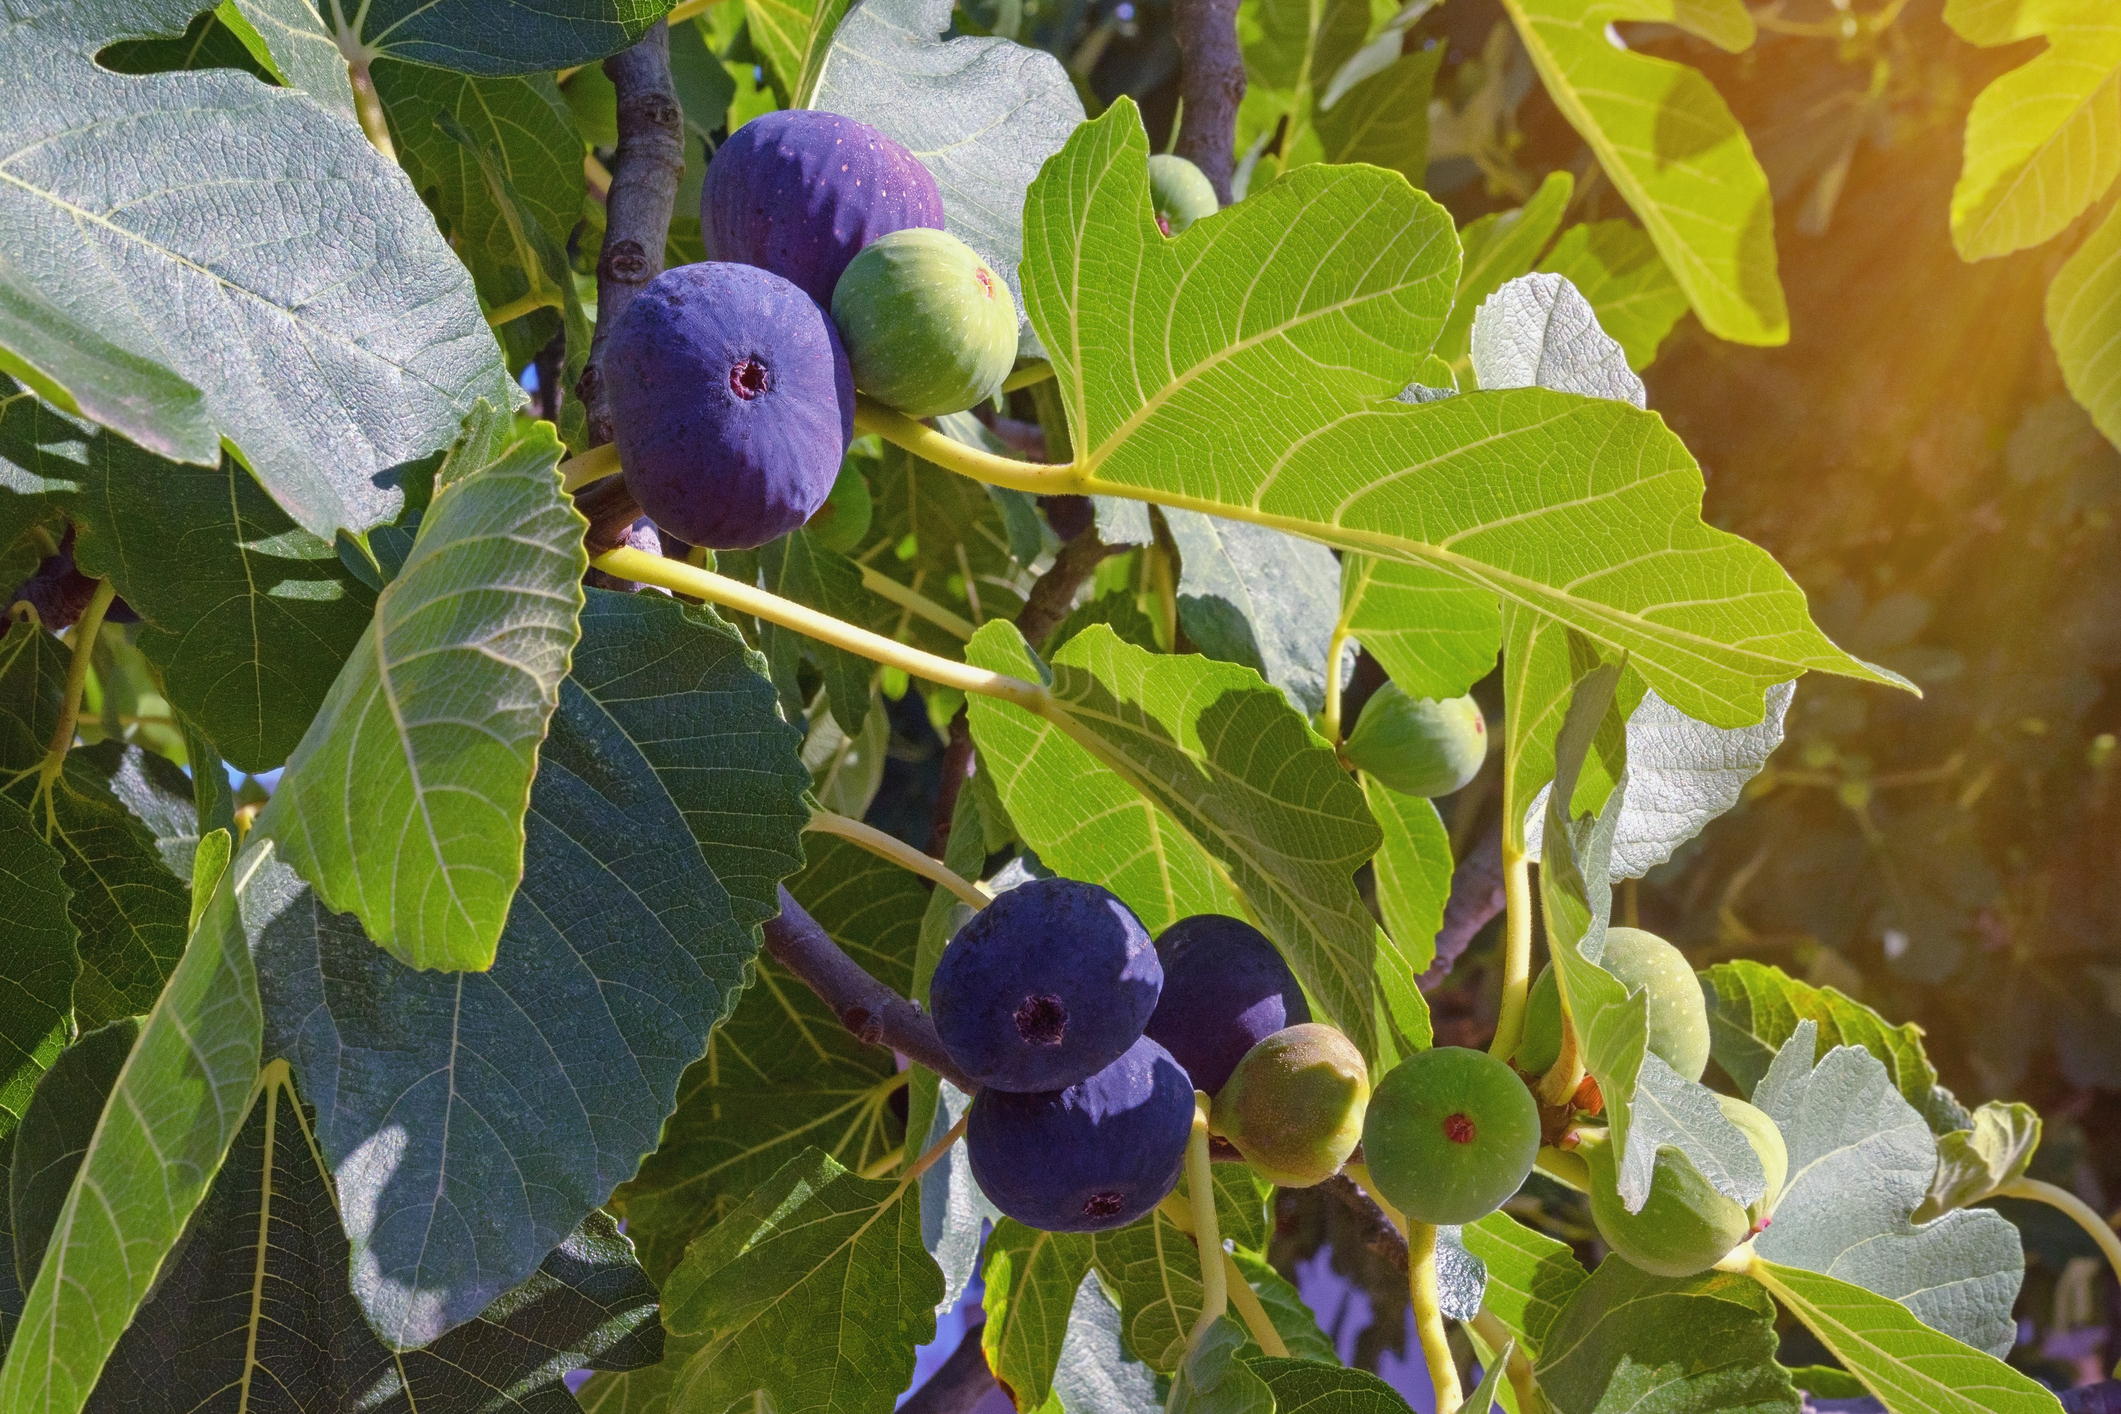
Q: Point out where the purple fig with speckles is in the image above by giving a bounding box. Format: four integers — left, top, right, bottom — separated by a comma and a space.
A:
606, 262, 854, 550
705, 110, 946, 308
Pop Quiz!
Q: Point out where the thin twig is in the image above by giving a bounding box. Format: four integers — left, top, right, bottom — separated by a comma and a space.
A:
763, 887, 979, 1094
1319, 1172, 1410, 1274
1014, 526, 1119, 649
576, 21, 685, 446
927, 709, 977, 858
1171, 0, 1246, 203
1419, 824, 1507, 993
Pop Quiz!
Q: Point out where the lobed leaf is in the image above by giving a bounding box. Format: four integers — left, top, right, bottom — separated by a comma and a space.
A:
252, 590, 807, 1348
1047, 1272, 1164, 1414
1537, 221, 1689, 372
1249, 1357, 1425, 1412
1497, 0, 1786, 344
332, 0, 663, 75
1461, 1211, 1587, 1362
1338, 553, 1498, 704
2046, 195, 2121, 449
1025, 103, 1891, 733
1165, 508, 1344, 716
1534, 1261, 1797, 1414
1364, 778, 1453, 980
1165, 1317, 1273, 1414
0, 795, 74, 1153
1944, 0, 2121, 262
984, 1220, 1100, 1409
257, 411, 587, 973
0, 0, 513, 537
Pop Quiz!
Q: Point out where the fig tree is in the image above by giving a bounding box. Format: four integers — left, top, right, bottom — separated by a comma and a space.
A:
1341, 686, 1486, 797
967, 1034, 1195, 1233
705, 110, 946, 308
931, 877, 1160, 1093
1147, 154, 1217, 236
1143, 914, 1310, 1095
831, 228, 1017, 418
1210, 1023, 1368, 1188
1583, 1129, 1746, 1278
607, 262, 855, 550
1363, 1046, 1540, 1225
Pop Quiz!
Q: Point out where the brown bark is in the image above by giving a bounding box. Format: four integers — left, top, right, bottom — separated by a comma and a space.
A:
1172, 0, 1247, 204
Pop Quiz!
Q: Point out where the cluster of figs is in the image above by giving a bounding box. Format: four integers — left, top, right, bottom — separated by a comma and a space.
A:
937, 875, 1786, 1283
604, 109, 1218, 550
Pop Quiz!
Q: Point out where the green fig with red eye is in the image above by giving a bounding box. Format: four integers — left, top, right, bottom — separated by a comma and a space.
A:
1210, 1023, 1368, 1188
1362, 1046, 1540, 1225
1148, 154, 1217, 236
1342, 686, 1486, 798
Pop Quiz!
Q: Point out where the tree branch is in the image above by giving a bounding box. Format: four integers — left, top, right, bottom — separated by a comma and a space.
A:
764, 887, 979, 1094
1420, 823, 1506, 993
1172, 0, 1246, 204
1014, 525, 1120, 650
575, 21, 686, 447
900, 1319, 998, 1414
1319, 1173, 1410, 1275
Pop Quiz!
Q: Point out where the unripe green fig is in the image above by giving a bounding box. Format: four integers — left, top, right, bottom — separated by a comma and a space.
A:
1515, 964, 1563, 1076
1362, 1046, 1540, 1225
831, 228, 1017, 418
806, 462, 873, 553
1717, 1094, 1787, 1226
1598, 928, 1710, 1083
1342, 686, 1486, 798
1148, 154, 1217, 236
1583, 1130, 1749, 1278
1211, 1023, 1368, 1188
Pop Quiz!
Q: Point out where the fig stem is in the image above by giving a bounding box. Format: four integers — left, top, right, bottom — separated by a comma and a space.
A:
1408, 1221, 1465, 1414
904, 1112, 971, 1184
1998, 1178, 2121, 1292
858, 566, 977, 641
1001, 361, 1055, 393
17, 576, 118, 825
484, 291, 563, 329
592, 547, 1050, 715
1182, 1097, 1229, 1350
1156, 1191, 1289, 1357
1533, 1144, 1590, 1193
1319, 623, 1352, 746
1469, 1311, 1544, 1413
807, 810, 991, 910
855, 397, 1087, 495
345, 58, 398, 165
1488, 847, 1534, 1061
559, 441, 621, 492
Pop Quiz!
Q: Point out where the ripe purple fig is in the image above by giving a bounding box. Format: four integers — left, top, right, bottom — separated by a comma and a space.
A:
1144, 914, 1310, 1096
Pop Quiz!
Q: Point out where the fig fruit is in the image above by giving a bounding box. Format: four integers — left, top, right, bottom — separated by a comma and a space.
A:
1514, 928, 1710, 1083
830, 228, 1017, 418
1582, 1129, 1747, 1278
1515, 963, 1564, 1076
1147, 154, 1217, 236
1210, 1023, 1368, 1188
1341, 686, 1486, 798
7, 525, 138, 632
967, 1034, 1195, 1233
1144, 914, 1311, 1095
607, 262, 855, 550
805, 462, 873, 554
705, 110, 946, 308
1363, 1046, 1540, 1225
931, 877, 1160, 1093
1718, 1094, 1787, 1226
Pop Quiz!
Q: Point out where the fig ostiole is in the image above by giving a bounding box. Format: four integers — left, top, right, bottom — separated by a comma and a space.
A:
1209, 1023, 1368, 1188
930, 877, 1159, 1093
1144, 914, 1310, 1096
1341, 686, 1487, 798
1147, 153, 1218, 236
1361, 1046, 1540, 1225
967, 1034, 1195, 1233
606, 262, 854, 550
831, 228, 1018, 418
705, 109, 945, 308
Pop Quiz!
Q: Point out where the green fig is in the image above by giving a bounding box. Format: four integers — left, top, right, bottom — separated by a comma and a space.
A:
1362, 1046, 1540, 1225
806, 462, 873, 553
830, 228, 1017, 418
1211, 1023, 1368, 1188
1515, 964, 1563, 1076
1342, 686, 1486, 798
1598, 928, 1710, 1083
1148, 154, 1218, 236
1717, 1094, 1787, 1226
1583, 1129, 1749, 1278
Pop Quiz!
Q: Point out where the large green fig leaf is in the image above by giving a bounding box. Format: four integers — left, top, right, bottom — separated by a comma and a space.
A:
1748, 1261, 2064, 1414
983, 1220, 1100, 1410
915, 1077, 995, 1314
1364, 778, 1453, 976
1461, 1211, 1587, 1362
1336, 553, 1498, 704
966, 621, 1416, 1066
8, 1020, 138, 1302
2047, 196, 2121, 448
0, 624, 192, 1030
0, 794, 74, 1154
1164, 510, 1342, 717
1497, 0, 1786, 344
1945, 0, 2120, 262
256, 410, 587, 973
1025, 102, 1888, 730
1751, 1023, 2024, 1358
331, 0, 664, 75
1235, 0, 1370, 183
0, 1, 513, 538
1699, 960, 1962, 1134
964, 623, 1247, 937
812, 0, 1085, 348
1525, 681, 1793, 881
657, 1148, 943, 1414
1165, 1317, 1273, 1414
1534, 1262, 1798, 1414
1250, 1357, 1436, 1414
615, 833, 924, 1284
0, 385, 378, 771
1046, 1271, 1164, 1414
250, 590, 807, 1349
0, 841, 260, 1414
